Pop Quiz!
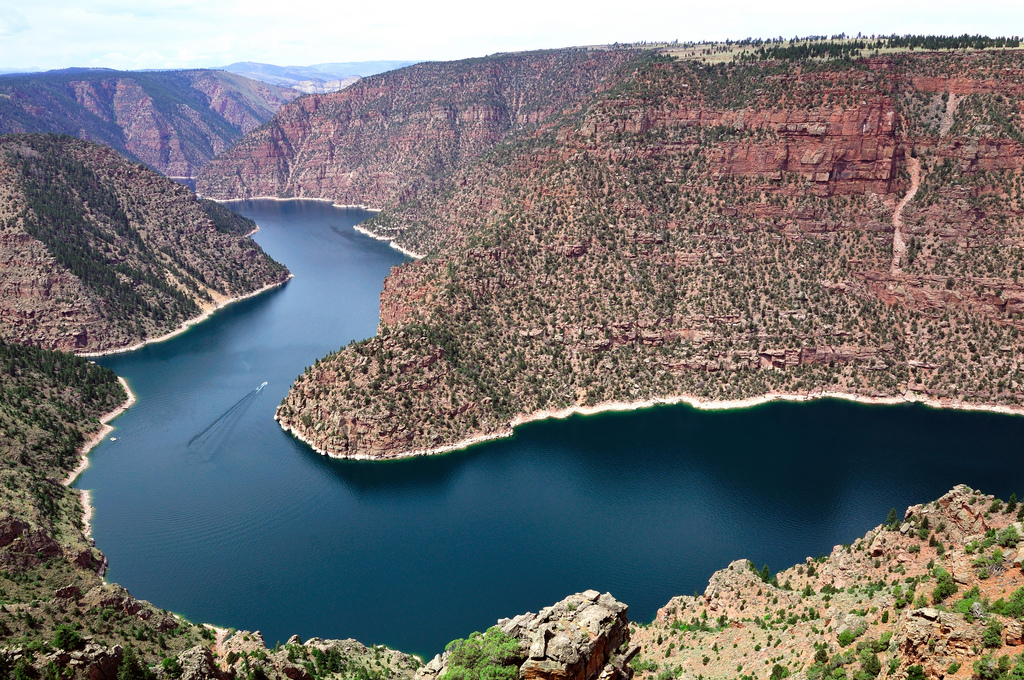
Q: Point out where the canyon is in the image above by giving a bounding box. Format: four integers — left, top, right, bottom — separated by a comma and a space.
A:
203, 47, 1024, 461
3, 39, 1024, 680
197, 49, 639, 207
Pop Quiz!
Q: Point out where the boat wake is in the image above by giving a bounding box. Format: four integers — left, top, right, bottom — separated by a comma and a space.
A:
186, 382, 267, 460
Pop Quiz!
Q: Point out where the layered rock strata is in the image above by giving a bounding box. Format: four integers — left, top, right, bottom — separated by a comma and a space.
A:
197, 49, 640, 207
272, 49, 1024, 460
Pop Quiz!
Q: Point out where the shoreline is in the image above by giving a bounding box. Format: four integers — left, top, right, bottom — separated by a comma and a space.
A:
207, 194, 424, 260
76, 275, 292, 358
65, 376, 137, 540
212, 195, 383, 213
280, 387, 1024, 461
352, 223, 425, 259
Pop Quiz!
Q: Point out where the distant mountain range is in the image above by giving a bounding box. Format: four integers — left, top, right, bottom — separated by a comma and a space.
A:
218, 60, 418, 93
0, 68, 297, 177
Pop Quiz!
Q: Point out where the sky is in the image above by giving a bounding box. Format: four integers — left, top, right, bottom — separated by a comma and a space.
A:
1, 0, 1022, 72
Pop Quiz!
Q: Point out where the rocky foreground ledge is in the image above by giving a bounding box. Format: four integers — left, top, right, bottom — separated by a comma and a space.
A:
418, 590, 637, 680
630, 485, 1024, 680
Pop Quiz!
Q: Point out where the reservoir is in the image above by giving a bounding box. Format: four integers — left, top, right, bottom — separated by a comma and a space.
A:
78, 199, 1024, 660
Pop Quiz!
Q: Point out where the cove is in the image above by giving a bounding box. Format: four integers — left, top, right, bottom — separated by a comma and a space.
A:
78, 199, 1024, 660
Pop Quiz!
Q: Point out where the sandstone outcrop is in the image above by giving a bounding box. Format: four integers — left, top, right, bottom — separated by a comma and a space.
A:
417, 591, 636, 680
216, 629, 421, 680
177, 645, 225, 680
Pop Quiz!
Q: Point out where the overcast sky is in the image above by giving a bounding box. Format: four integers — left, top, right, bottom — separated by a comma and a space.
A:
1, 0, 1022, 72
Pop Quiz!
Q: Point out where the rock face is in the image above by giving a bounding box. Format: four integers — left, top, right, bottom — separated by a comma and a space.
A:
0, 133, 290, 353
418, 591, 635, 680
215, 630, 421, 680
0, 69, 297, 177
273, 48, 1024, 461
892, 607, 985, 679
177, 646, 224, 680
197, 48, 639, 207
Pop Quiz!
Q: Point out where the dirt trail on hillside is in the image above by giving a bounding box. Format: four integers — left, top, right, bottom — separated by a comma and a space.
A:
892, 155, 922, 274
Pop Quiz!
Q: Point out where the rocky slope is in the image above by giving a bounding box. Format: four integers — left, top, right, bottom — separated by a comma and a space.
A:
196, 48, 641, 208
272, 48, 1024, 460
0, 133, 290, 354
0, 339, 123, 576
630, 485, 1024, 680
0, 68, 298, 177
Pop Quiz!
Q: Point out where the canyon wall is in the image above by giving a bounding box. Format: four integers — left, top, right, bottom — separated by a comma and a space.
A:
272, 50, 1024, 460
0, 134, 290, 353
196, 48, 640, 207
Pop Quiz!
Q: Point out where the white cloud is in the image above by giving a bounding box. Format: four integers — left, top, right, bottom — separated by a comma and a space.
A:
0, 0, 1022, 71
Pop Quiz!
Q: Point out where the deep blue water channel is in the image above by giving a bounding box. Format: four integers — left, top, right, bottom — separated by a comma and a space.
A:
78, 199, 1024, 659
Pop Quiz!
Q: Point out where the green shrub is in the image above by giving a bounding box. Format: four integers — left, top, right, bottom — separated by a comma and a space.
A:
632, 658, 659, 673
998, 526, 1021, 548
117, 647, 156, 680
992, 588, 1024, 618
441, 627, 522, 680
932, 568, 958, 604
859, 651, 881, 678
839, 627, 866, 647
52, 623, 83, 651
161, 657, 183, 679
984, 619, 1004, 648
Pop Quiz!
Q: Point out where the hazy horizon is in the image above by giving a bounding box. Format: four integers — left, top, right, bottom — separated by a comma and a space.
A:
1, 0, 1022, 72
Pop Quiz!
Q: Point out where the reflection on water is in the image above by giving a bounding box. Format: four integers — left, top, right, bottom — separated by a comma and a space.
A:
79, 200, 1024, 659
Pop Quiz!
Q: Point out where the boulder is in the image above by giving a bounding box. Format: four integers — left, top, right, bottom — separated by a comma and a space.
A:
83, 643, 122, 680
417, 591, 633, 680
178, 645, 225, 680
1006, 620, 1023, 647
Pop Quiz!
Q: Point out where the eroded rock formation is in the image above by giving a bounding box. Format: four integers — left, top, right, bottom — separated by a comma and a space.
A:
418, 591, 636, 680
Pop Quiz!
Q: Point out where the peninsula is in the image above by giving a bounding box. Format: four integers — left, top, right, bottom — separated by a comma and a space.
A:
201, 42, 1024, 460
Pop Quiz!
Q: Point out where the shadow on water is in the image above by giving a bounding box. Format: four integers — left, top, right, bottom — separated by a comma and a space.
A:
295, 441, 478, 499
78, 199, 1024, 660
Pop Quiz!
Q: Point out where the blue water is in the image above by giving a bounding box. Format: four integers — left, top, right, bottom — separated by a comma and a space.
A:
78, 199, 1024, 659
